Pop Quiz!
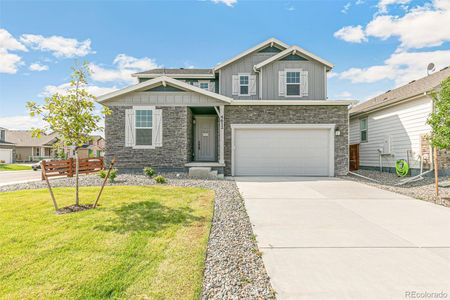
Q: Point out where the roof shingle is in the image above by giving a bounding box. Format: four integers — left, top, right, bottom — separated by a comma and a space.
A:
350, 67, 450, 116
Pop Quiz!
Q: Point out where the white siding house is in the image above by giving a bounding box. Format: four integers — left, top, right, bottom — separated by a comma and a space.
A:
349, 67, 450, 172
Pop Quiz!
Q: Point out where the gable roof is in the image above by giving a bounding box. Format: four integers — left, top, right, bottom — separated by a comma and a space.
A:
132, 68, 214, 79
350, 66, 450, 116
97, 76, 232, 103
254, 45, 334, 70
213, 38, 289, 71
5, 131, 59, 147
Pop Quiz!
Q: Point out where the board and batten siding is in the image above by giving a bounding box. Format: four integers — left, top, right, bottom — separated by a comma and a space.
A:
219, 51, 278, 100
261, 60, 326, 100
103, 91, 226, 107
349, 95, 433, 169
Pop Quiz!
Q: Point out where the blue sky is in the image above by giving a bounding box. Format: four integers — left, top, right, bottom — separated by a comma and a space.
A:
1, 0, 449, 130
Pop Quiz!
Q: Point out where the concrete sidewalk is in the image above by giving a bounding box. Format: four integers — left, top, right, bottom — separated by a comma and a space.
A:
236, 177, 450, 300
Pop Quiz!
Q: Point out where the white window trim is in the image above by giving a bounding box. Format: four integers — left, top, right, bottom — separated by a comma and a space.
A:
133, 106, 156, 149
238, 73, 250, 97
198, 80, 210, 90
284, 68, 302, 98
360, 117, 368, 143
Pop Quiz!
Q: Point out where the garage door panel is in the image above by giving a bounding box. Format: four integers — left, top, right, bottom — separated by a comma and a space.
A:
0, 149, 13, 164
234, 128, 331, 176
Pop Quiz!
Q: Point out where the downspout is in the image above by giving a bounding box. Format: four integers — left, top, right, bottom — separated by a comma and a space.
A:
253, 65, 262, 100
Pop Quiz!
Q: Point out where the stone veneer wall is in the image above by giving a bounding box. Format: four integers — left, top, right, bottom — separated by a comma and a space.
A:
105, 106, 189, 172
223, 105, 349, 176
186, 108, 193, 163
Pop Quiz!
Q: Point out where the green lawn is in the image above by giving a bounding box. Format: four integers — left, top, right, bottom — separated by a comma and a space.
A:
0, 164, 32, 171
0, 186, 214, 299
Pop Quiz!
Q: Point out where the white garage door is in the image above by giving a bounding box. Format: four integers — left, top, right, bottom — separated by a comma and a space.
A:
233, 126, 333, 176
0, 149, 13, 164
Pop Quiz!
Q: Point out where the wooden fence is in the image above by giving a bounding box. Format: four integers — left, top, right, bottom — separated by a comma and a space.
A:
41, 158, 104, 180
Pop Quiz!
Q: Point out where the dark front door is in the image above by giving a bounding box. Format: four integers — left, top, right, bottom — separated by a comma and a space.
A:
195, 116, 216, 161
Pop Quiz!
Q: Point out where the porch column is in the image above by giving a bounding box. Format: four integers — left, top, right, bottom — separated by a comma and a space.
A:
219, 105, 225, 164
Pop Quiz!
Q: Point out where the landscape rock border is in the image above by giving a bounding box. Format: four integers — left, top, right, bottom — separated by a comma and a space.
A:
0, 174, 275, 299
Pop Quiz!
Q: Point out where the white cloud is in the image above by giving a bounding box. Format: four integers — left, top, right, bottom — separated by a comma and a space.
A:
90, 54, 160, 84
0, 28, 27, 52
0, 50, 23, 74
211, 0, 237, 7
335, 91, 353, 100
337, 49, 450, 86
377, 0, 411, 13
341, 2, 351, 14
286, 5, 295, 11
356, 0, 364, 5
334, 25, 367, 43
367, 0, 450, 49
29, 62, 49, 71
0, 115, 45, 130
20, 34, 93, 58
0, 29, 27, 74
40, 82, 118, 98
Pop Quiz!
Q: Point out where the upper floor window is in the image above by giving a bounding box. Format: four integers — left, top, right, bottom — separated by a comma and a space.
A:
135, 109, 153, 146
286, 71, 301, 96
199, 82, 209, 90
0, 129, 4, 141
239, 74, 249, 96
360, 118, 368, 142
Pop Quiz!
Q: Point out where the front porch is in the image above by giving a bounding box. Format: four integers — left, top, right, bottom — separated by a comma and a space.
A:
186, 106, 225, 178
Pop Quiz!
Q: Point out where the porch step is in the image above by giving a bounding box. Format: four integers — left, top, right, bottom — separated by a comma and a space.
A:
188, 167, 221, 180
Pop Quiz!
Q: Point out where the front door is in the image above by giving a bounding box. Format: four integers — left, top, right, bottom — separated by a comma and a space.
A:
195, 116, 217, 161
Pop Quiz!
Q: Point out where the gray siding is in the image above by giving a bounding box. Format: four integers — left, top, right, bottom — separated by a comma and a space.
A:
219, 51, 327, 100
104, 91, 226, 107
261, 60, 326, 100
223, 105, 349, 176
349, 95, 432, 170
220, 52, 277, 100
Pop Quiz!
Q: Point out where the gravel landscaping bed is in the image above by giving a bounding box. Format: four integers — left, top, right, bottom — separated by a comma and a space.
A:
0, 174, 275, 299
344, 170, 450, 206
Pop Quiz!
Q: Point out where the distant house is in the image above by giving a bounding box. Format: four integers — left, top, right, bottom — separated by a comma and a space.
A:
64, 135, 105, 159
349, 67, 450, 175
0, 127, 16, 164
4, 130, 59, 162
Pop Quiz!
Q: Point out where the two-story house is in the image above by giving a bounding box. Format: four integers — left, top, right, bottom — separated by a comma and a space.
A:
98, 38, 353, 177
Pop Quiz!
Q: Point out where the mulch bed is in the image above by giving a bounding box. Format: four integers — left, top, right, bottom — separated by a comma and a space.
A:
56, 204, 94, 214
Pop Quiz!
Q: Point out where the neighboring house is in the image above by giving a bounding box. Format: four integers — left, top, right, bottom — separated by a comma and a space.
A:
0, 127, 16, 164
98, 38, 353, 176
4, 130, 59, 162
64, 135, 105, 159
349, 66, 450, 175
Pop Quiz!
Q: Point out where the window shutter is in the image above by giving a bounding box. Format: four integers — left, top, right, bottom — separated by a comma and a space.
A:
153, 109, 163, 147
278, 71, 286, 96
232, 75, 239, 95
209, 81, 216, 93
125, 108, 135, 147
249, 75, 257, 95
301, 71, 309, 97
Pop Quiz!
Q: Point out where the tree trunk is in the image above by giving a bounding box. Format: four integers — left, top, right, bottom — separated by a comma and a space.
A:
75, 149, 79, 206
434, 147, 439, 198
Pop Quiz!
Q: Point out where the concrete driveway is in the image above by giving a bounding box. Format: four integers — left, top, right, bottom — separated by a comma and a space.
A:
236, 177, 450, 300
0, 170, 42, 186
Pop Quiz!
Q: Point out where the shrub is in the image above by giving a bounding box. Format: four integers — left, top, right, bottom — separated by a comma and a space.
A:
154, 175, 166, 184
109, 169, 117, 183
98, 169, 107, 179
143, 167, 155, 177
98, 168, 117, 183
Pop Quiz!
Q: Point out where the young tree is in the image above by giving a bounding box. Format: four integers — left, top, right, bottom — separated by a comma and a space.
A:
427, 76, 450, 196
27, 63, 111, 206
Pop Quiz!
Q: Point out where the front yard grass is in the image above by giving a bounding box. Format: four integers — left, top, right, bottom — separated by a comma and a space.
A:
0, 164, 32, 171
0, 186, 214, 299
